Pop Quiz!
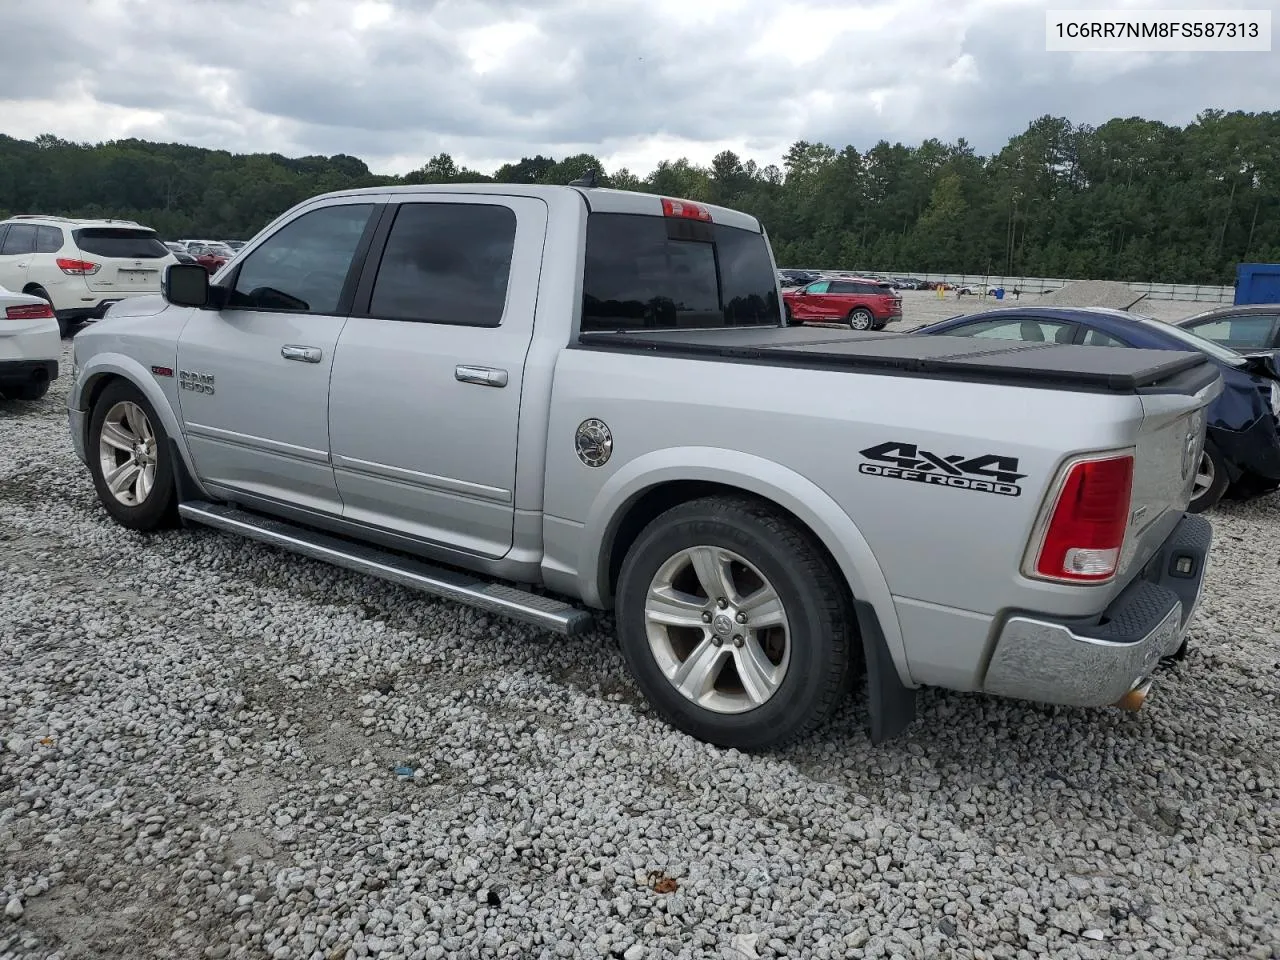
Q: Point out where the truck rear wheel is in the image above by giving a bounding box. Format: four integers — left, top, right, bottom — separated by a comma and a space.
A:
615, 495, 853, 749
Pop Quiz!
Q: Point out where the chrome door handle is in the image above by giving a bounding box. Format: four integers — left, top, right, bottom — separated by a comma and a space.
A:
455, 365, 508, 387
281, 344, 322, 363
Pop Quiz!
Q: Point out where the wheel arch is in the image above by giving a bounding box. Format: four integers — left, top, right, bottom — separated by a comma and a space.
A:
76, 354, 212, 501
579, 448, 914, 691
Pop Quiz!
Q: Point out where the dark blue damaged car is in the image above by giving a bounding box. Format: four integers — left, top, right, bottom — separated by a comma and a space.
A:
911, 306, 1280, 512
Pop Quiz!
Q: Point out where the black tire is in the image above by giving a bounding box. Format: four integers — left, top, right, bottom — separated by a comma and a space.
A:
1225, 472, 1280, 501
847, 308, 874, 331
88, 379, 178, 531
1188, 441, 1228, 513
615, 495, 855, 750
14, 379, 50, 402
784, 304, 794, 326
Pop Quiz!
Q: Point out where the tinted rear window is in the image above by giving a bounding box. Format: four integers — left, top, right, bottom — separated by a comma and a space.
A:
581, 213, 780, 332
35, 226, 63, 253
368, 202, 517, 327
73, 228, 170, 259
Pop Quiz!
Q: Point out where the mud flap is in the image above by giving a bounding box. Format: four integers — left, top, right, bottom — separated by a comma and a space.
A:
168, 437, 203, 526
854, 599, 917, 744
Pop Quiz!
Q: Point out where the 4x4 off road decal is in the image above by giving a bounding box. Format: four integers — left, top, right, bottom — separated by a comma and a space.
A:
858, 441, 1026, 497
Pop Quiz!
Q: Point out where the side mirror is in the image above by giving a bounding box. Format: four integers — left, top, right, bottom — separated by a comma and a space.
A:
164, 263, 211, 308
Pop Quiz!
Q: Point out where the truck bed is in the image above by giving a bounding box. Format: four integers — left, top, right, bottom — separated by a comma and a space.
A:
575, 327, 1217, 394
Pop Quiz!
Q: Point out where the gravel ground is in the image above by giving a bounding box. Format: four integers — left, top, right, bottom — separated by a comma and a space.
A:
2, 334, 1278, 960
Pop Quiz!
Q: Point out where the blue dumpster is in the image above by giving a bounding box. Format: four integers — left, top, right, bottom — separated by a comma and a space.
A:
993, 287, 1005, 301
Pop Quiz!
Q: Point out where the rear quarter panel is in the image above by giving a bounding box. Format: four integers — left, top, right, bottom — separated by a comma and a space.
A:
543, 348, 1164, 689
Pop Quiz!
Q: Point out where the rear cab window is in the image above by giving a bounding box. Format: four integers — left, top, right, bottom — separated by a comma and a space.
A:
73, 228, 171, 259
581, 212, 780, 332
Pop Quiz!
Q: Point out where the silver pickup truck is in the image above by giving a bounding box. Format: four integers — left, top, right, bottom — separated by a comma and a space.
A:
68, 184, 1220, 749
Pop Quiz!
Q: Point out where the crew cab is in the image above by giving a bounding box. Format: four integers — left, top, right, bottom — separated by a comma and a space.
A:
67, 184, 1219, 749
783, 277, 902, 329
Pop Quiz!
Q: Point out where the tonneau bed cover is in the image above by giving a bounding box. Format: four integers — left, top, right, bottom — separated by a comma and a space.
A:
575, 327, 1219, 395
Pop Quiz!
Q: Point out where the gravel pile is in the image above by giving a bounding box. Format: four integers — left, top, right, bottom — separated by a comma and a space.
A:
1035, 281, 1148, 311
2, 342, 1278, 960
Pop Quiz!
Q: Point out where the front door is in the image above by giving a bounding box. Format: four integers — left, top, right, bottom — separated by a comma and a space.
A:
789, 280, 830, 321
0, 223, 36, 292
175, 199, 381, 515
327, 194, 547, 559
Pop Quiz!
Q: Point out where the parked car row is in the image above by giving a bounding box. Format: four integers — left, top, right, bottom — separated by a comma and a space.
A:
0, 215, 179, 337
167, 239, 242, 274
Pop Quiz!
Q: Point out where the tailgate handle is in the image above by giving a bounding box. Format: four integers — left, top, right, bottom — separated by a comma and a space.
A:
456, 365, 508, 388
281, 344, 322, 363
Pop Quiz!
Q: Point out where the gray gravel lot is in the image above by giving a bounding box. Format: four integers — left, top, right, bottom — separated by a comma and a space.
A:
2, 322, 1278, 960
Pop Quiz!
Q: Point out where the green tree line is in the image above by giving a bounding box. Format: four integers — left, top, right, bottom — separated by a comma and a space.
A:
2, 109, 1276, 283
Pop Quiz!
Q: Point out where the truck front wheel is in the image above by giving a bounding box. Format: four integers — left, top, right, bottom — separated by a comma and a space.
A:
88, 380, 178, 531
615, 495, 854, 749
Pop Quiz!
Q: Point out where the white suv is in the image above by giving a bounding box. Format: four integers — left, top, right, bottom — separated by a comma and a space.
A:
0, 216, 178, 337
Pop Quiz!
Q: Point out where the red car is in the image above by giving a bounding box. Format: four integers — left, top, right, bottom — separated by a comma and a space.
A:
783, 277, 902, 330
185, 241, 234, 274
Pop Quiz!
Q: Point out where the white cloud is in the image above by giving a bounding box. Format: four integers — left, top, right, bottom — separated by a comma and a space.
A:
0, 0, 1273, 176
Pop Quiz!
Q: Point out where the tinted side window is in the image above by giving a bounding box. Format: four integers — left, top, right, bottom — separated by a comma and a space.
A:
1082, 328, 1128, 347
1188, 315, 1278, 349
951, 318, 1075, 343
582, 213, 779, 331
1, 224, 37, 256
806, 281, 830, 294
368, 203, 516, 327
230, 204, 374, 314
35, 226, 63, 253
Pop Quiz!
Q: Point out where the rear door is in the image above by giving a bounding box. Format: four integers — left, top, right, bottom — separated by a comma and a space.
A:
327, 195, 546, 559
176, 198, 382, 514
73, 227, 175, 295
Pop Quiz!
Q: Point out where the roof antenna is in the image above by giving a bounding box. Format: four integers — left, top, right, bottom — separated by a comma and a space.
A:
569, 168, 599, 188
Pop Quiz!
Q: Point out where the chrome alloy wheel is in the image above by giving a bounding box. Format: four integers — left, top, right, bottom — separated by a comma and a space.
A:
643, 545, 791, 714
1192, 451, 1214, 500
98, 401, 158, 506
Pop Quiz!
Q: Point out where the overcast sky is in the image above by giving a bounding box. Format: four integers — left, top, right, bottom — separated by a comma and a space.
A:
3, 0, 1275, 176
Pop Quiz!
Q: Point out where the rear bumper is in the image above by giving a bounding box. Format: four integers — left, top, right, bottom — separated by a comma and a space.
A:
0, 359, 58, 389
982, 513, 1212, 707
1210, 417, 1280, 481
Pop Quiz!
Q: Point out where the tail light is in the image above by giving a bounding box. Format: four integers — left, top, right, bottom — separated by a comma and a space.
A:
1031, 453, 1134, 582
57, 258, 100, 276
5, 303, 55, 320
661, 198, 712, 221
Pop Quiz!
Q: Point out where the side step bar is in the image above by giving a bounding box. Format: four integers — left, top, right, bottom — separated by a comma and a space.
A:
176, 501, 595, 637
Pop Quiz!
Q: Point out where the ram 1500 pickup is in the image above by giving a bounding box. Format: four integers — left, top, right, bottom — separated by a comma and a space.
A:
68, 184, 1220, 749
